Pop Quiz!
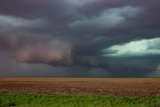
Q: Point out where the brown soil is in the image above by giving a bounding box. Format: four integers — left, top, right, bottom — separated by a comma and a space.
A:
0, 78, 160, 96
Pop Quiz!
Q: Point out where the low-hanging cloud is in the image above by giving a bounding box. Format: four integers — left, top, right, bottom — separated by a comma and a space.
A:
0, 36, 73, 66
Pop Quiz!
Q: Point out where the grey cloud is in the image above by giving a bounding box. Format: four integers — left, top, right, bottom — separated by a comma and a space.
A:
70, 6, 141, 29
157, 65, 160, 72
0, 14, 47, 33
147, 64, 160, 77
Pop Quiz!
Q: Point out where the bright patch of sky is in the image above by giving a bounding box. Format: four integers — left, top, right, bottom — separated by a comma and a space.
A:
102, 37, 160, 57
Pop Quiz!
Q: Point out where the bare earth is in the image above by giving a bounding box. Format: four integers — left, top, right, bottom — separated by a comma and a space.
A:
0, 78, 160, 96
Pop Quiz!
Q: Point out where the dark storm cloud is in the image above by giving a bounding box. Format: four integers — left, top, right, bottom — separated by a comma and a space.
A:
0, 0, 160, 77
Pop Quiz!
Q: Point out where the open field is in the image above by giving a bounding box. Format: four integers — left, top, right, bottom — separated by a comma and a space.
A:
0, 78, 160, 96
1, 78, 160, 107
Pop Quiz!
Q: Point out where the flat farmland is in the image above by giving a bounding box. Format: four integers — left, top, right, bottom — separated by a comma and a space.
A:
0, 78, 160, 96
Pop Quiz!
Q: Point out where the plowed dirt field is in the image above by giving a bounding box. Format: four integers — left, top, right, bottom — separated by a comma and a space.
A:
0, 78, 160, 96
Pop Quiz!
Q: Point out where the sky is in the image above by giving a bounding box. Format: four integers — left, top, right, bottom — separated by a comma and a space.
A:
0, 0, 160, 77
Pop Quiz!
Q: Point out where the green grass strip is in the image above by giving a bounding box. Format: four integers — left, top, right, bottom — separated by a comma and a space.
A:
0, 93, 160, 107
